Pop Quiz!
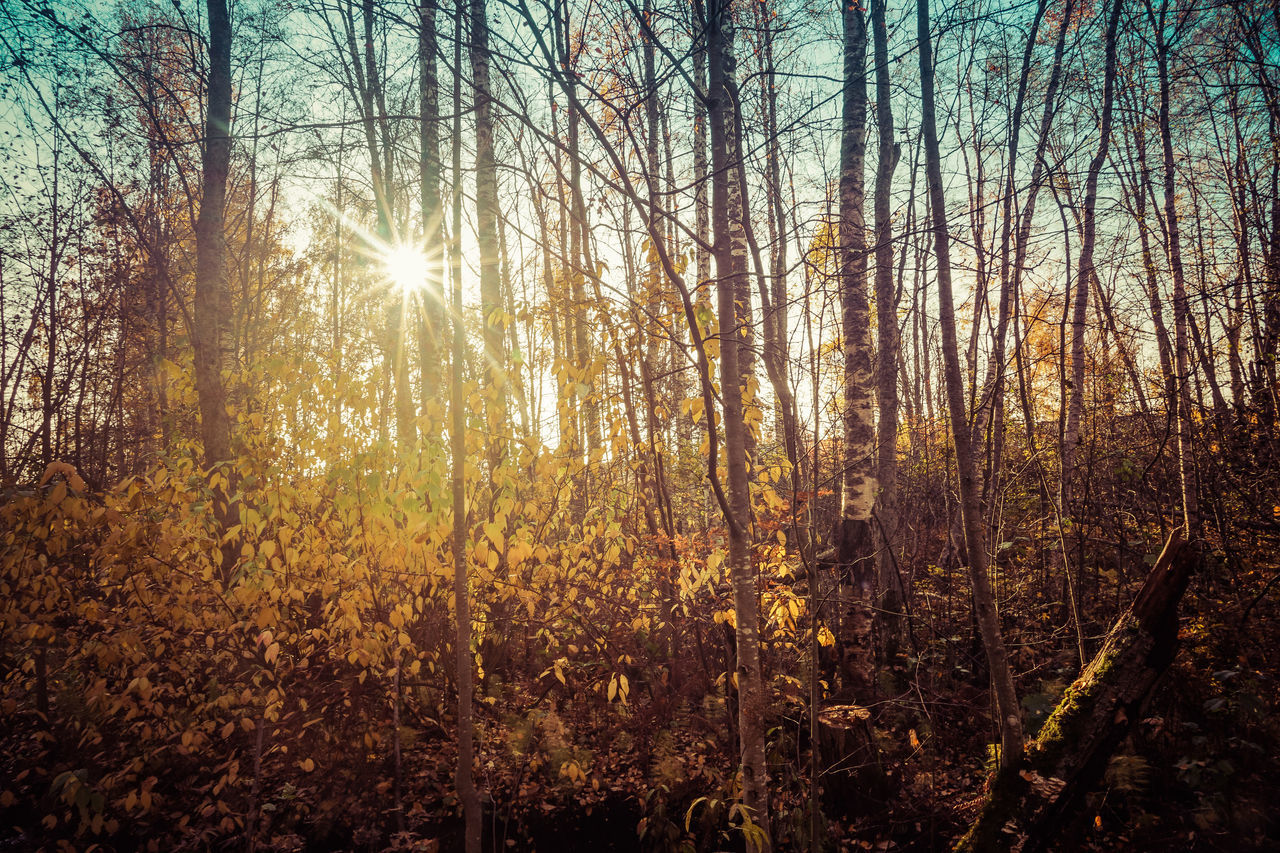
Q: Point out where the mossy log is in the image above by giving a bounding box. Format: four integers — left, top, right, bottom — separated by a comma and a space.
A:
954, 529, 1198, 853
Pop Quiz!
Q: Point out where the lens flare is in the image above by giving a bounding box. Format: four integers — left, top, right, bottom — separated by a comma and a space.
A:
383, 244, 428, 293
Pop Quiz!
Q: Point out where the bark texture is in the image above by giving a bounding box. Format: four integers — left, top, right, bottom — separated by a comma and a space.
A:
870, 0, 901, 652
707, 0, 770, 843
836, 0, 877, 694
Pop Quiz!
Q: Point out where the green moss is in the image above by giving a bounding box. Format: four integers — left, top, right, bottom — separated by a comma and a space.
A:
954, 615, 1166, 851
1028, 637, 1127, 771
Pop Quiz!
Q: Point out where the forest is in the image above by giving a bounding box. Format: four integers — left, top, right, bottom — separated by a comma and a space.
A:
1, 0, 1278, 849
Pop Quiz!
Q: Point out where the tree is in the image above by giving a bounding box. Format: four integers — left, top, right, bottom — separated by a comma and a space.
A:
1062, 0, 1123, 518
418, 0, 444, 404
706, 0, 770, 843
1145, 0, 1200, 537
471, 0, 506, 475
917, 0, 1025, 766
870, 0, 902, 654
834, 0, 877, 695
192, 0, 233, 470
453, 7, 482, 850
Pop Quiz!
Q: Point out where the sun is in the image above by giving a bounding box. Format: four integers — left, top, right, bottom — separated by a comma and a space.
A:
383, 244, 429, 293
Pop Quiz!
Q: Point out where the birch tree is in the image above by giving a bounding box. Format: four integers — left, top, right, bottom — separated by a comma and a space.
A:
835, 0, 876, 693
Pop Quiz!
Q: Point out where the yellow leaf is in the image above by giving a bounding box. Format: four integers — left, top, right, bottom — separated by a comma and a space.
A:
300, 758, 315, 773
484, 522, 504, 552
607, 675, 617, 702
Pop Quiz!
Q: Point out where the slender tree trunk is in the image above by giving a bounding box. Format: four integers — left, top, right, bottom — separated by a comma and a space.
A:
352, 0, 415, 451
975, 0, 1064, 501
562, 9, 601, 468
706, 0, 770, 843
547, 71, 580, 461
471, 0, 505, 474
1116, 107, 1176, 402
835, 0, 877, 695
41, 134, 60, 471
918, 0, 1024, 764
639, 0, 678, 667
451, 10, 481, 851
1148, 0, 1200, 536
693, 2, 711, 300
755, 0, 807, 553
193, 0, 233, 469
1062, 0, 1122, 512
976, 0, 1046, 502
690, 0, 711, 459
871, 0, 902, 655
419, 0, 444, 404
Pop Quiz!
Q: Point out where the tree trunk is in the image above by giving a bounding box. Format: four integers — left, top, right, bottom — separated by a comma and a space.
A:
419, 0, 444, 404
1062, 0, 1121, 511
974, 0, 1065, 505
752, 0, 804, 513
870, 0, 902, 657
836, 0, 877, 696
1117, 84, 1176, 406
918, 0, 1025, 764
689, 2, 711, 458
562, 10, 601, 470
470, 0, 505, 474
193, 0, 233, 469
1148, 0, 1200, 536
955, 530, 1198, 853
451, 8, 481, 851
41, 132, 60, 471
707, 0, 770, 844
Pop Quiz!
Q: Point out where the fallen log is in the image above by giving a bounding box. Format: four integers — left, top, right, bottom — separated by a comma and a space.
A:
954, 528, 1198, 853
